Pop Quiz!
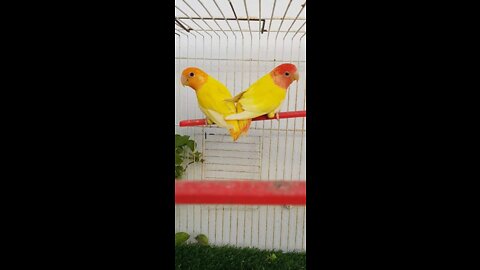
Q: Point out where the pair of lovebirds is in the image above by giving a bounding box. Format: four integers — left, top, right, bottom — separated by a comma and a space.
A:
181, 63, 299, 142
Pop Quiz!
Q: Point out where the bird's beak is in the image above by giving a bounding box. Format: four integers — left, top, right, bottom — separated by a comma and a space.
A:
181, 75, 188, 86
293, 72, 300, 81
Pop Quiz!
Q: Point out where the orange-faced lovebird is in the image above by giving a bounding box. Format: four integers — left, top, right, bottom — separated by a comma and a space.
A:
224, 63, 299, 135
181, 67, 250, 141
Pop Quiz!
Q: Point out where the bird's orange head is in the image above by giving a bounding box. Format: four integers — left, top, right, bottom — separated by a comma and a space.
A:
181, 67, 209, 91
270, 63, 299, 89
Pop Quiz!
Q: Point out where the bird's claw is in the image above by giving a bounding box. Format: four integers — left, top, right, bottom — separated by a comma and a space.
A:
276, 113, 280, 121
206, 118, 213, 126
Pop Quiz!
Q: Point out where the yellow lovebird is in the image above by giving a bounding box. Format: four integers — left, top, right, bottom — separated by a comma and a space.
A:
181, 67, 249, 141
224, 63, 299, 134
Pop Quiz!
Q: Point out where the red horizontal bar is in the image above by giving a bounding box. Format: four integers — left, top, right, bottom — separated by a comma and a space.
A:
175, 180, 306, 205
179, 110, 306, 127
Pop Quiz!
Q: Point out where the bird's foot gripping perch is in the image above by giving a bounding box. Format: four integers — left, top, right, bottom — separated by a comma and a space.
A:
267, 111, 281, 122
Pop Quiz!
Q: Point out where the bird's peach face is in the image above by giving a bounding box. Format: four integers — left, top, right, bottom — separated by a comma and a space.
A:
181, 67, 208, 90
271, 63, 299, 89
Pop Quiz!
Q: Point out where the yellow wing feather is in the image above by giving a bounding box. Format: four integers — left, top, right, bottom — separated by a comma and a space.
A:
195, 76, 246, 141
225, 74, 286, 120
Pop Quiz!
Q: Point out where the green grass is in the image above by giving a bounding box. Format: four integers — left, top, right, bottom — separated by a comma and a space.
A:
175, 244, 306, 270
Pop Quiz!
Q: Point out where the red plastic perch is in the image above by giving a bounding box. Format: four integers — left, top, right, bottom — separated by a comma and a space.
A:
179, 110, 306, 127
175, 180, 306, 205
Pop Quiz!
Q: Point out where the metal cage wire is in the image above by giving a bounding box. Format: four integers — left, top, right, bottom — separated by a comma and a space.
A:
175, 0, 306, 252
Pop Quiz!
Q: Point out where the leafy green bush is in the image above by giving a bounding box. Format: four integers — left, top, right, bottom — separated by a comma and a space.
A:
175, 244, 306, 270
175, 134, 204, 179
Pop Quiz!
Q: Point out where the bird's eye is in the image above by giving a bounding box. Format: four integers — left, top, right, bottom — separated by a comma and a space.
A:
189, 72, 195, 77
285, 72, 290, 76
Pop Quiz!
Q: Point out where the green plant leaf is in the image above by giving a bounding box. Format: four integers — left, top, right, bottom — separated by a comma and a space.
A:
175, 165, 185, 178
186, 140, 195, 151
175, 152, 183, 165
175, 135, 190, 148
192, 152, 202, 162
175, 134, 204, 179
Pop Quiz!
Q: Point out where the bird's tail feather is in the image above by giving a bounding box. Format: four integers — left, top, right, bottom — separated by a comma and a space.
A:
225, 99, 252, 141
236, 103, 252, 136
227, 120, 242, 142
